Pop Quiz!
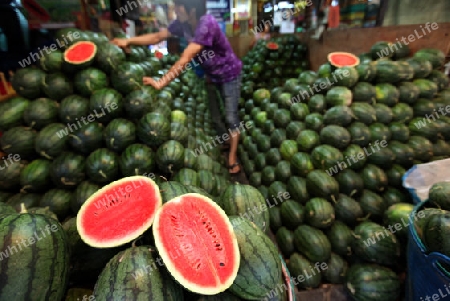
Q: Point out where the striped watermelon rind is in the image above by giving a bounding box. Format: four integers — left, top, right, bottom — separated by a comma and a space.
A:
228, 216, 282, 299
93, 246, 184, 300
0, 213, 70, 300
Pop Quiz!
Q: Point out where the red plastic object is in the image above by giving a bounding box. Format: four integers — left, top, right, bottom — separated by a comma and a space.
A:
155, 51, 163, 59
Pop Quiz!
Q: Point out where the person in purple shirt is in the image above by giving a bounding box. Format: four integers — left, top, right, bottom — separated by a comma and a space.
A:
112, 0, 243, 175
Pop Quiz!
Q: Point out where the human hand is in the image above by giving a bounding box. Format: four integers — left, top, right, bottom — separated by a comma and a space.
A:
143, 77, 163, 90
111, 38, 131, 53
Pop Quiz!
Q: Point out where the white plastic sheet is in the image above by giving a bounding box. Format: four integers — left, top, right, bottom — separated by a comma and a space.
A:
403, 158, 450, 203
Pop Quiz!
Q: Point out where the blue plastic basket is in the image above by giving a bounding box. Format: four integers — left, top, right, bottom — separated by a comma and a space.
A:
406, 200, 450, 301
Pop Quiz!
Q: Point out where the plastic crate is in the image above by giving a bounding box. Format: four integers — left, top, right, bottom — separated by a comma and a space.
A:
406, 200, 450, 300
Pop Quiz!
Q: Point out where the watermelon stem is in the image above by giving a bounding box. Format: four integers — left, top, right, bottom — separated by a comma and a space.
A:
20, 203, 28, 214
40, 151, 53, 160
68, 135, 82, 144
132, 237, 142, 247
357, 213, 371, 222
20, 186, 31, 193
61, 177, 76, 186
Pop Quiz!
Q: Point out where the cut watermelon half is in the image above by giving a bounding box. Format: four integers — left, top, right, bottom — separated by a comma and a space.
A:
153, 193, 240, 295
76, 176, 162, 248
64, 41, 97, 68
328, 52, 360, 68
266, 42, 279, 51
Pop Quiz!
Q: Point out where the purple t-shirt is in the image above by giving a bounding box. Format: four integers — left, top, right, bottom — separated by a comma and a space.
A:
168, 14, 242, 83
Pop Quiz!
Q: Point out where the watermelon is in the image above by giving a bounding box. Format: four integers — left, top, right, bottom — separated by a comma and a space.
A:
89, 88, 124, 124
287, 253, 323, 289
152, 194, 240, 295
0, 127, 37, 159
77, 176, 162, 248
327, 221, 354, 257
0, 97, 30, 131
85, 148, 120, 184
111, 62, 145, 94
63, 41, 97, 70
0, 159, 25, 191
326, 86, 352, 107
93, 246, 184, 300
156, 140, 185, 175
328, 52, 360, 68
74, 67, 108, 97
42, 73, 74, 101
346, 264, 400, 301
103, 118, 136, 153
304, 197, 335, 229
59, 95, 90, 123
323, 253, 348, 284
352, 221, 401, 266
219, 184, 271, 233
38, 49, 63, 73
68, 122, 104, 155
119, 143, 155, 177
227, 216, 281, 299
0, 213, 70, 300
294, 224, 331, 262
23, 98, 59, 130
95, 43, 127, 74
11, 67, 45, 99
50, 152, 86, 189
20, 159, 52, 192
6, 193, 41, 212
70, 181, 100, 214
137, 112, 171, 148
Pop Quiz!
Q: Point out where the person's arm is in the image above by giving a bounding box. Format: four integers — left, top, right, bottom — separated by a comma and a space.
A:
144, 42, 203, 89
128, 28, 171, 45
111, 29, 171, 49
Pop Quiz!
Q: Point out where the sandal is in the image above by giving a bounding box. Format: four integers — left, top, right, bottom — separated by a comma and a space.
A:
228, 162, 241, 175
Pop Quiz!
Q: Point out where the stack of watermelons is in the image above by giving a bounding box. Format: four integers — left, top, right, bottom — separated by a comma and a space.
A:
238, 40, 450, 300
0, 27, 285, 300
241, 35, 309, 97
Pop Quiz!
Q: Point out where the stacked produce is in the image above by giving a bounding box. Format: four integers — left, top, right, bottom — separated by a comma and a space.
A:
238, 38, 450, 300
0, 29, 293, 300
241, 35, 309, 94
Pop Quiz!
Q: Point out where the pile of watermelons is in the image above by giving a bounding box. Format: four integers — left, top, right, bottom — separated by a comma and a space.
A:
238, 38, 450, 300
241, 35, 309, 94
0, 28, 296, 300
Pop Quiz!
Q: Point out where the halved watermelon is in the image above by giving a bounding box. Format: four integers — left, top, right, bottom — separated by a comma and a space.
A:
266, 42, 279, 51
152, 193, 240, 295
76, 176, 162, 248
64, 41, 97, 69
328, 52, 360, 68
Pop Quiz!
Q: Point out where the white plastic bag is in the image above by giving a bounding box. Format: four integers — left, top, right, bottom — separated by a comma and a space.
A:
403, 158, 450, 204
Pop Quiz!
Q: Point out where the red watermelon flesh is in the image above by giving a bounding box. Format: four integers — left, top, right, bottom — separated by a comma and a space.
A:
64, 41, 97, 63
153, 193, 240, 295
77, 176, 162, 248
328, 52, 360, 67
